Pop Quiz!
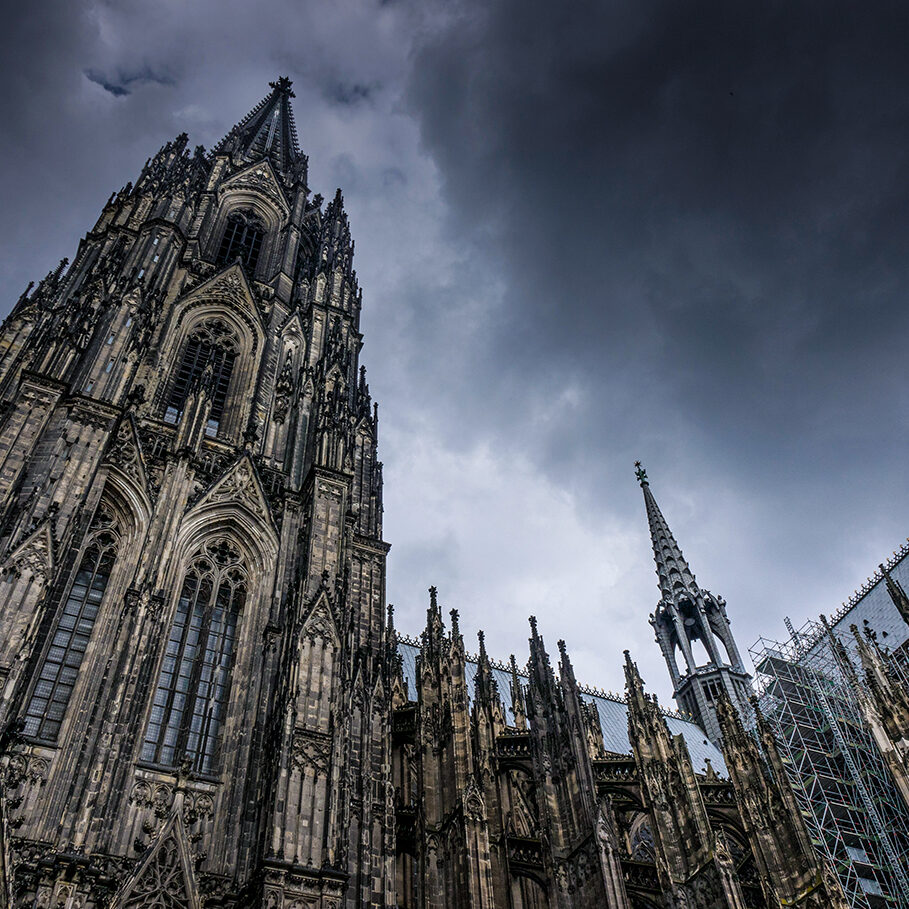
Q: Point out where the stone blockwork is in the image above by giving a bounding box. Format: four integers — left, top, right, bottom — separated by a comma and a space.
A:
0, 80, 846, 908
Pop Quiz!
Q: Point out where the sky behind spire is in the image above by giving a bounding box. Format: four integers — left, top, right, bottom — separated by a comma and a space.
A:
1, 0, 908, 703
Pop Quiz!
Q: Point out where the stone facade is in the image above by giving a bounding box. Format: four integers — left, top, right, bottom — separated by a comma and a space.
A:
0, 80, 846, 908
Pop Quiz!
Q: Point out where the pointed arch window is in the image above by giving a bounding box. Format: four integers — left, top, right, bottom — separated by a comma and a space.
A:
23, 507, 121, 742
142, 539, 246, 773
163, 319, 238, 437
216, 211, 264, 274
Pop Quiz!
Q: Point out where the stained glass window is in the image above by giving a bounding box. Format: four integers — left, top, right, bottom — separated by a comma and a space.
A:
141, 539, 245, 773
23, 508, 120, 742
163, 320, 237, 437
216, 211, 264, 274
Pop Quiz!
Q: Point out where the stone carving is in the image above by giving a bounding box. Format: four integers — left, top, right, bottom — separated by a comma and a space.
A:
130, 781, 175, 819
192, 455, 271, 523
5, 752, 49, 788
181, 791, 214, 826
116, 833, 198, 909
300, 594, 339, 646
291, 730, 331, 775
106, 417, 148, 490
272, 359, 293, 424
219, 162, 290, 219
1, 521, 54, 584
463, 777, 486, 822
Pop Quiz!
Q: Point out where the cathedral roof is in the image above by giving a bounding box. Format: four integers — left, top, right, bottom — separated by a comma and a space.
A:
395, 640, 726, 774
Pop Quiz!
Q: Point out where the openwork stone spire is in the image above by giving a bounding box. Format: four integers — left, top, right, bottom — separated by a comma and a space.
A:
636, 461, 698, 603
635, 463, 751, 747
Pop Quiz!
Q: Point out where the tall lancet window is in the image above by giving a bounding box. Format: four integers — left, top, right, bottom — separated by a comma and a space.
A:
142, 539, 246, 773
23, 506, 121, 742
163, 319, 238, 437
216, 211, 264, 274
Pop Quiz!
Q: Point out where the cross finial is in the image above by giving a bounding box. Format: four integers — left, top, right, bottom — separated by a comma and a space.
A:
634, 460, 648, 487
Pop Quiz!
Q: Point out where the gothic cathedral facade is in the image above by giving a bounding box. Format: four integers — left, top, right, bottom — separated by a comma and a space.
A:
0, 81, 846, 909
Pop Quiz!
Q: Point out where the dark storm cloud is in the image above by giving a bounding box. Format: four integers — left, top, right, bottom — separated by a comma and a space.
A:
402, 0, 909, 623
407, 0, 909, 455
84, 66, 175, 97
326, 80, 380, 107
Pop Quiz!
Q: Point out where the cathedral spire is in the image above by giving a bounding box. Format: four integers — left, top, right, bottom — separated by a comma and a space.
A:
635, 463, 751, 747
635, 461, 697, 602
214, 77, 303, 177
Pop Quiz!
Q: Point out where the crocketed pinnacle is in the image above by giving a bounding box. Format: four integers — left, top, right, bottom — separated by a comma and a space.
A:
636, 463, 698, 604
214, 77, 302, 174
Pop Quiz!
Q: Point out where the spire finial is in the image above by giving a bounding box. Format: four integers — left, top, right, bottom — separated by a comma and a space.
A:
269, 76, 295, 98
623, 650, 648, 702
429, 586, 438, 609
450, 608, 460, 637
634, 460, 648, 486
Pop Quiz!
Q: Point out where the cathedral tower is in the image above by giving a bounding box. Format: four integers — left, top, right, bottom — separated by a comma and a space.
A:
635, 463, 751, 745
0, 79, 392, 909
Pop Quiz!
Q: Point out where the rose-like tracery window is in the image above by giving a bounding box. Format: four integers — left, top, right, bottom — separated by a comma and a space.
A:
164, 319, 238, 437
23, 506, 121, 742
141, 539, 246, 773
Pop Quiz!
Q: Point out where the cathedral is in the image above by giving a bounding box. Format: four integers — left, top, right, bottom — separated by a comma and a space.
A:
0, 80, 849, 908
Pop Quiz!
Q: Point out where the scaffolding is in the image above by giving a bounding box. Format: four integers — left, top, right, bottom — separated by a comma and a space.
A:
751, 620, 909, 908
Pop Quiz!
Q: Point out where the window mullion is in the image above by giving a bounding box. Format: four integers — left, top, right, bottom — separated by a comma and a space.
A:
152, 581, 196, 765
178, 579, 216, 769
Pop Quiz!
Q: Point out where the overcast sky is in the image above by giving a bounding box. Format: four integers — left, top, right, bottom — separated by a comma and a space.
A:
2, 0, 908, 704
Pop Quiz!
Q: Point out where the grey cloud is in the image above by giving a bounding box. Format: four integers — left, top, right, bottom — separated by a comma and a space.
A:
326, 80, 380, 106
83, 65, 175, 96
84, 70, 131, 96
